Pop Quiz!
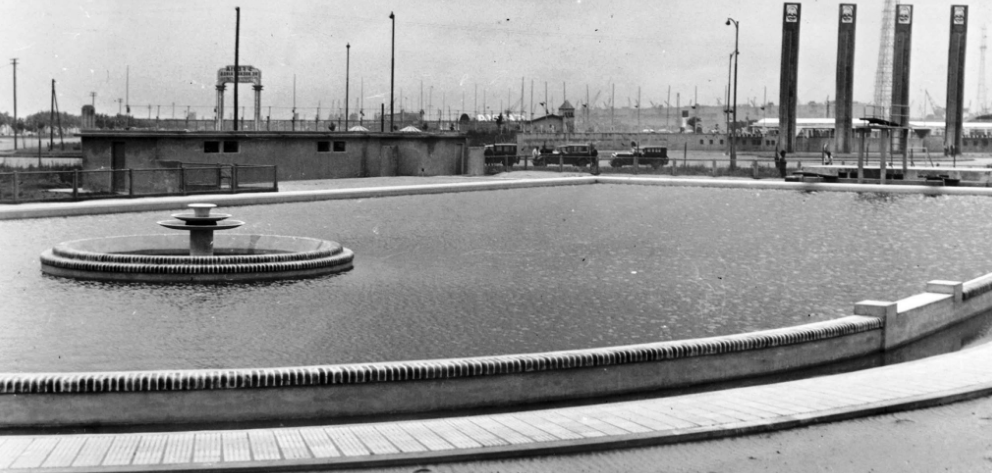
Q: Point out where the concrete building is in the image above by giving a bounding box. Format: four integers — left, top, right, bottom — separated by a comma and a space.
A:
78, 131, 471, 181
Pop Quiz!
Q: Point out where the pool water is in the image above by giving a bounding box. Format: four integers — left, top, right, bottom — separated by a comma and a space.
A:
2, 185, 992, 372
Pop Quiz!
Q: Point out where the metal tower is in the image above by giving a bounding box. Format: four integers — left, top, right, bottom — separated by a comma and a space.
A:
872, 0, 896, 115
979, 26, 988, 115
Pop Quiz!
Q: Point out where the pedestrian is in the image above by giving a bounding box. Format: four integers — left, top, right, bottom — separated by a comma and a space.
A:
531, 147, 539, 166
778, 150, 788, 178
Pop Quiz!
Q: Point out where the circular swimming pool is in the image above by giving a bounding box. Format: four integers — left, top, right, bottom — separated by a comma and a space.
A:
2, 184, 992, 372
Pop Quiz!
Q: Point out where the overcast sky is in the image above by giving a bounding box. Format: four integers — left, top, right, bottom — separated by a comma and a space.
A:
1, 0, 988, 119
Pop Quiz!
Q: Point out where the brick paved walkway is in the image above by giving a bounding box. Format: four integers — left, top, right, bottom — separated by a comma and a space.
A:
2, 342, 991, 472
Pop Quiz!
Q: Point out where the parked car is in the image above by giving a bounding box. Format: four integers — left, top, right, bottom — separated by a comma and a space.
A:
534, 143, 598, 167
483, 143, 520, 166
609, 145, 669, 169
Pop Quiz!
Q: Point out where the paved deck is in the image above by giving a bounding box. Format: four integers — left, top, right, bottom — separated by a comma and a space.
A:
2, 342, 991, 472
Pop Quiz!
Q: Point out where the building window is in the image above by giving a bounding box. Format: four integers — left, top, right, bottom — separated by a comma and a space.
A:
333, 141, 346, 152
699, 140, 704, 145
223, 141, 239, 153
709, 140, 714, 145
720, 140, 724, 145
204, 141, 220, 153
317, 141, 331, 152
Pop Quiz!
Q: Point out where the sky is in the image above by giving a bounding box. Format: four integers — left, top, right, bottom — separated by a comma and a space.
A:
0, 0, 989, 120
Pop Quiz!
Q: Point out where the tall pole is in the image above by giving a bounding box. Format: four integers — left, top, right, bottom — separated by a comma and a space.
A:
727, 53, 732, 152
345, 43, 350, 129
945, 5, 968, 156
233, 7, 240, 131
11, 58, 17, 150
666, 85, 671, 131
727, 17, 739, 169
389, 12, 395, 132
50, 80, 55, 150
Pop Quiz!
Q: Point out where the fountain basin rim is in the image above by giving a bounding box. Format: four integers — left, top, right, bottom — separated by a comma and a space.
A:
40, 234, 354, 282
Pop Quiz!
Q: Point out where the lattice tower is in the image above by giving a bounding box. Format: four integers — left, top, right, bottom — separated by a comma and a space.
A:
872, 0, 896, 115
979, 26, 988, 115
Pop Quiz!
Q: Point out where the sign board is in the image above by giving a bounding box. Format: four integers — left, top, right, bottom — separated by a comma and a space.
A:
217, 65, 262, 86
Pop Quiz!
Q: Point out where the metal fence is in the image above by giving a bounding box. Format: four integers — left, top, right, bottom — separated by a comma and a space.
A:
0, 164, 277, 204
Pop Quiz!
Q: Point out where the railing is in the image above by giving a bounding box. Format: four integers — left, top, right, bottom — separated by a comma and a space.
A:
0, 164, 278, 204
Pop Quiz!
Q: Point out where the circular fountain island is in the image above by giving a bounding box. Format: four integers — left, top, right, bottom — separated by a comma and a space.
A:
40, 203, 354, 282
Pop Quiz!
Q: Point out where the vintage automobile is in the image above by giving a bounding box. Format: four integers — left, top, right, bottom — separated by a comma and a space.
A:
483, 143, 520, 166
534, 143, 599, 167
609, 145, 669, 169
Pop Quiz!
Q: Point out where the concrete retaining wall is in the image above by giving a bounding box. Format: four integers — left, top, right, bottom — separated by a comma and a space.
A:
3, 176, 992, 428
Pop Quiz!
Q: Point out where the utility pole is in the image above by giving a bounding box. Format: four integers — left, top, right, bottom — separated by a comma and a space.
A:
389, 11, 395, 132
50, 80, 55, 150
611, 83, 615, 129
666, 85, 671, 131
233, 7, 240, 131
11, 58, 17, 150
345, 43, 350, 130
90, 92, 96, 107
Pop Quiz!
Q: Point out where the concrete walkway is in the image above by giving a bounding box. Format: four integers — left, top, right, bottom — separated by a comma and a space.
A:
2, 341, 991, 472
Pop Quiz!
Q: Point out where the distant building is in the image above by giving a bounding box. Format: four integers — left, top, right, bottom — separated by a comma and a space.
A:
526, 114, 564, 133
78, 130, 470, 181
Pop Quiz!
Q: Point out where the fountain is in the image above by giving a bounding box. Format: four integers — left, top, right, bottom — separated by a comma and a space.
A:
157, 203, 245, 256
40, 203, 354, 283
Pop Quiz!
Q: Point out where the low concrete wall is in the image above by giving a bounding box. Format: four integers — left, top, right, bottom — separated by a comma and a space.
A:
4, 176, 992, 428
0, 317, 881, 428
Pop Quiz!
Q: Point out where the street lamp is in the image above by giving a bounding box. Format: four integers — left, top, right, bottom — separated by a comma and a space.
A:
726, 17, 739, 170
389, 12, 395, 132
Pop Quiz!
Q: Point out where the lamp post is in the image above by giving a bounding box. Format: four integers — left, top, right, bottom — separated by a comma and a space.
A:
345, 43, 350, 130
726, 17, 739, 170
726, 52, 732, 156
389, 12, 395, 132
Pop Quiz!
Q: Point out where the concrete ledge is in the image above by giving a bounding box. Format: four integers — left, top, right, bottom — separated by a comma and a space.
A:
9, 175, 992, 221
0, 317, 883, 427
0, 317, 881, 395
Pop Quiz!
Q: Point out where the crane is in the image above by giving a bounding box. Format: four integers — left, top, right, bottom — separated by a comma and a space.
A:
925, 90, 945, 119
